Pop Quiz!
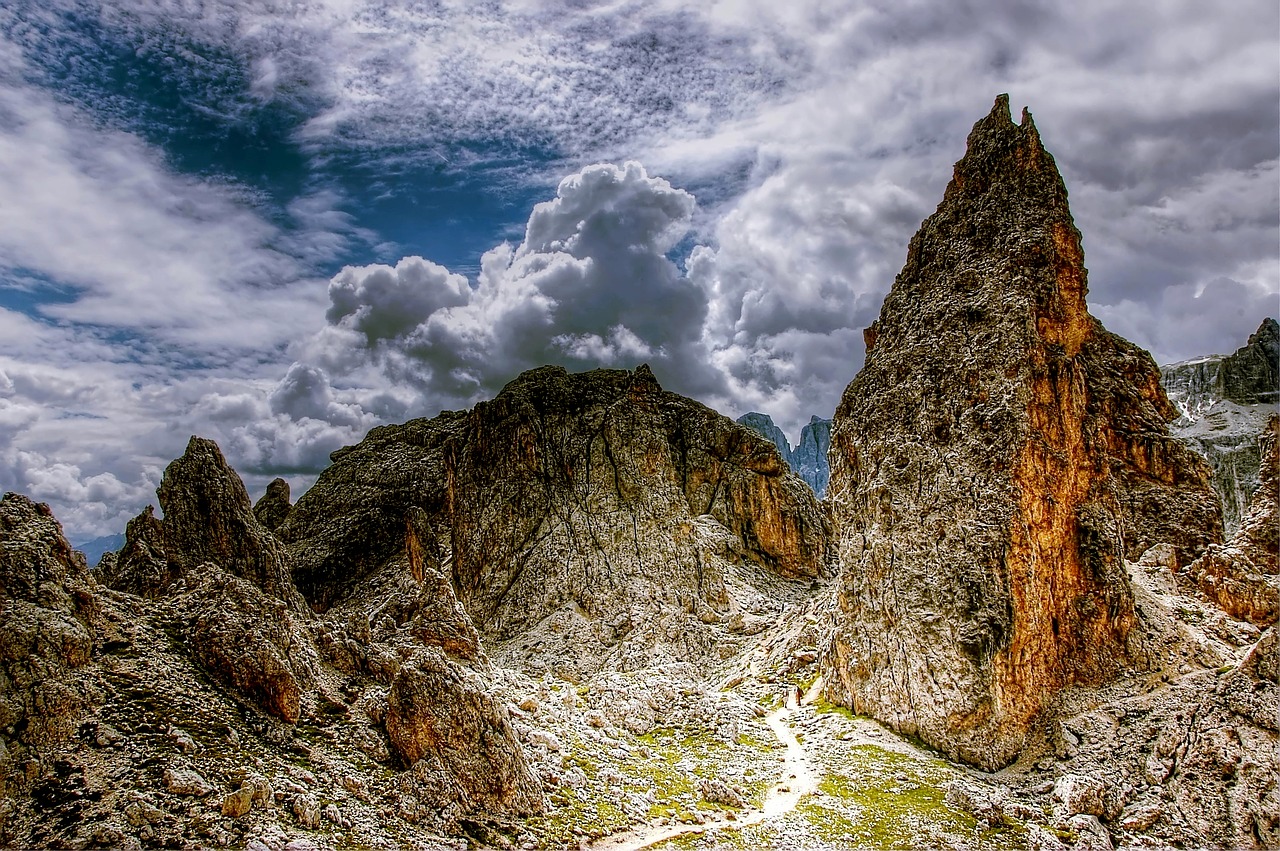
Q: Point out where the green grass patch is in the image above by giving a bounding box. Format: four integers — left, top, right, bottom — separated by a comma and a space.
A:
802, 744, 1028, 850
812, 698, 858, 721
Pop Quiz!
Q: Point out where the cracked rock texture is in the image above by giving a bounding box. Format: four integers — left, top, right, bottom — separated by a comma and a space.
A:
1162, 318, 1280, 535
385, 648, 543, 817
0, 494, 100, 794
0, 439, 544, 847
821, 95, 1222, 771
1024, 624, 1279, 850
285, 364, 829, 677
1, 97, 1272, 851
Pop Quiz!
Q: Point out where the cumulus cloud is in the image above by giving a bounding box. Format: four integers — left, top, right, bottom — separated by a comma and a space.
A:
309, 161, 723, 405
0, 360, 159, 539
184, 364, 380, 476
327, 258, 470, 344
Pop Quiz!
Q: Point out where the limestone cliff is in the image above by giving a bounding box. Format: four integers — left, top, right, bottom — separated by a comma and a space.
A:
821, 95, 1222, 770
1162, 318, 1280, 534
285, 365, 829, 677
791, 416, 832, 497
1162, 318, 1279, 419
1186, 414, 1279, 626
735, 412, 792, 461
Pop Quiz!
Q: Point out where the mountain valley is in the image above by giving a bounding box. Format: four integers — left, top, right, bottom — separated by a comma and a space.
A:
2, 97, 1277, 851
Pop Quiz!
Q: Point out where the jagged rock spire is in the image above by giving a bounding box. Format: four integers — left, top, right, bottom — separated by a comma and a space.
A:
821, 96, 1221, 770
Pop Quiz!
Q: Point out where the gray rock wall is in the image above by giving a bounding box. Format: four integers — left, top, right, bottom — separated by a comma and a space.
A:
1161, 318, 1279, 535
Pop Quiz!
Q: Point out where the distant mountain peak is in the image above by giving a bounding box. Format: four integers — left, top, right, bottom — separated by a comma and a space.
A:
735, 412, 832, 496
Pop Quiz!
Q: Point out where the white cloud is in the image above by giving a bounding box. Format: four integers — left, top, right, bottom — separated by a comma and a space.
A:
309, 161, 722, 406
327, 257, 470, 344
0, 25, 341, 352
1094, 278, 1279, 368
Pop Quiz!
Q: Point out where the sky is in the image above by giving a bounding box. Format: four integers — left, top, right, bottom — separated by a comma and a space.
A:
0, 0, 1277, 542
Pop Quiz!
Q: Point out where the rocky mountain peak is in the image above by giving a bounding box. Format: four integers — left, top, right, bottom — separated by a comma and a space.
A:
1242, 317, 1279, 398
3, 98, 1275, 851
108, 436, 305, 611
735, 412, 792, 460
284, 364, 828, 678
735, 412, 833, 497
791, 416, 832, 497
822, 96, 1221, 770
0, 493, 90, 608
1161, 316, 1280, 534
253, 477, 292, 532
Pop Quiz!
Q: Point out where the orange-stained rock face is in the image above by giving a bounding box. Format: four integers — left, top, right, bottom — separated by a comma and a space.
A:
385, 648, 544, 818
821, 96, 1222, 770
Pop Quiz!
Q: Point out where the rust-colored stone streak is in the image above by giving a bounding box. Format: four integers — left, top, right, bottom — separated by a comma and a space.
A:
994, 213, 1136, 739
385, 648, 544, 816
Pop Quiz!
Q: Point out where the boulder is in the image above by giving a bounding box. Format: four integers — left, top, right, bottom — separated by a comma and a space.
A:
385, 648, 543, 819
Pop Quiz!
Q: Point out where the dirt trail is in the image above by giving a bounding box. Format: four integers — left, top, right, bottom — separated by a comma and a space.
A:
588, 690, 817, 851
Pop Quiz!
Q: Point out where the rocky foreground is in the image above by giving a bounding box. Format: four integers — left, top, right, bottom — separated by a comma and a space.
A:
1, 97, 1277, 851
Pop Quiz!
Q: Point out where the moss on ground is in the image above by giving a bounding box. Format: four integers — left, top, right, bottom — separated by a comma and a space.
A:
798, 743, 1028, 850
629, 728, 726, 819
812, 699, 857, 721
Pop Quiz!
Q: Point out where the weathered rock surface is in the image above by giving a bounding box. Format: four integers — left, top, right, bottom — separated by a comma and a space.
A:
181, 567, 318, 724
253, 477, 293, 532
1186, 414, 1279, 625
1021, 627, 1279, 850
158, 437, 305, 609
285, 365, 829, 676
1, 436, 546, 847
97, 505, 172, 598
386, 648, 543, 819
735, 412, 792, 461
1162, 318, 1279, 534
0, 494, 99, 795
821, 95, 1221, 770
